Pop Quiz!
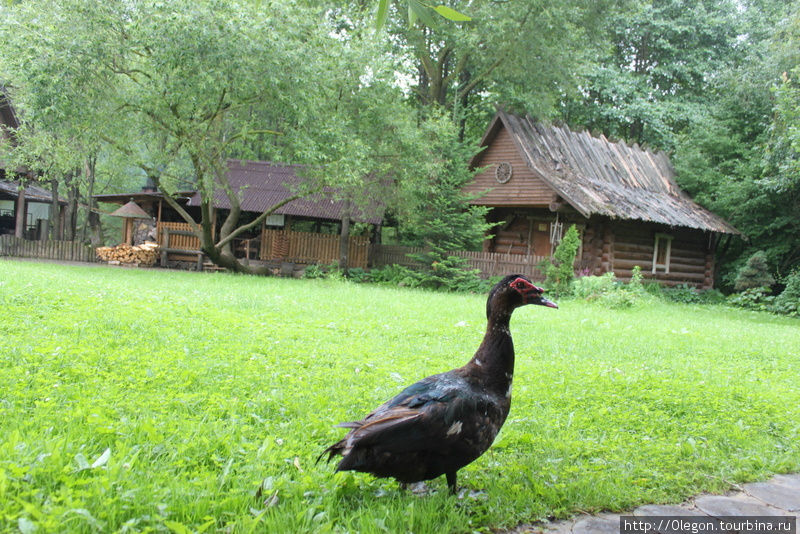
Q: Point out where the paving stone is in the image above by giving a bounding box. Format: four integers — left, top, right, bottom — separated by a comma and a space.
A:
772, 475, 800, 490
504, 519, 574, 534
694, 495, 783, 517
633, 505, 707, 517
572, 515, 620, 534
743, 482, 800, 511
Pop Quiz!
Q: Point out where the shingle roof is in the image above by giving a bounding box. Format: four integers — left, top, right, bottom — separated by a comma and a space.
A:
0, 180, 66, 204
473, 111, 739, 235
186, 159, 383, 225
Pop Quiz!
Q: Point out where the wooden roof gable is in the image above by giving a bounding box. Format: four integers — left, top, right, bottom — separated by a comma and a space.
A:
472, 111, 740, 235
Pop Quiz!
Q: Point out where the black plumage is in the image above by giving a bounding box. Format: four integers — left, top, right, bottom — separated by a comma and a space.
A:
319, 274, 557, 492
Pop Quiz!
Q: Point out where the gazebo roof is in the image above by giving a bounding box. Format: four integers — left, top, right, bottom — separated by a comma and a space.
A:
110, 200, 151, 219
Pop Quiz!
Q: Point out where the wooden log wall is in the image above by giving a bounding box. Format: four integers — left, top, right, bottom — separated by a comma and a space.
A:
0, 235, 95, 262
463, 126, 554, 206
608, 221, 712, 288
260, 229, 370, 268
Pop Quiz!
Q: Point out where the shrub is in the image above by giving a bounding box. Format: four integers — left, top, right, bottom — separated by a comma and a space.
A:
571, 272, 618, 300
734, 251, 775, 291
543, 225, 581, 297
302, 264, 326, 279
662, 283, 702, 304
345, 267, 371, 283
367, 264, 418, 287
772, 270, 800, 316
628, 265, 644, 294
570, 269, 651, 309
727, 287, 774, 311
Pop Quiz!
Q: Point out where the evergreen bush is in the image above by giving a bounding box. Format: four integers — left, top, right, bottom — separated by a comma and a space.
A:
734, 251, 774, 291
543, 224, 581, 296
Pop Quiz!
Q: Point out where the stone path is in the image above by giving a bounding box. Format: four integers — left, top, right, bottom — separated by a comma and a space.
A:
506, 474, 800, 534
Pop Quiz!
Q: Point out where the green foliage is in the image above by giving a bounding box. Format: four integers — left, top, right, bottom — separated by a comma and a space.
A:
543, 225, 581, 296
562, 0, 745, 150
366, 264, 418, 286
405, 252, 491, 293
734, 251, 775, 291
727, 287, 775, 311
773, 270, 800, 316
571, 272, 619, 300
3, 260, 799, 532
570, 268, 651, 309
661, 284, 727, 305
393, 112, 493, 251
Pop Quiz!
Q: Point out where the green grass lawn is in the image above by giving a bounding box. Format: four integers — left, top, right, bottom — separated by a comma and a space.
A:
1, 259, 799, 533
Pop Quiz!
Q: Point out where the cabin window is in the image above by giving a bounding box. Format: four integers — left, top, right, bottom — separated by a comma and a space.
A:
652, 233, 673, 274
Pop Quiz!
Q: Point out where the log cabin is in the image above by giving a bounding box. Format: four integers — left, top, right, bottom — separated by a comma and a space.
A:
464, 111, 740, 288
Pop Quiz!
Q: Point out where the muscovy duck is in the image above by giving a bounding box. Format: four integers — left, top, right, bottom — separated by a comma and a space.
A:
319, 274, 557, 493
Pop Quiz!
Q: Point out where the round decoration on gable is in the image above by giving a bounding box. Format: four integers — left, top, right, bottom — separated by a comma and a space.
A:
495, 162, 513, 184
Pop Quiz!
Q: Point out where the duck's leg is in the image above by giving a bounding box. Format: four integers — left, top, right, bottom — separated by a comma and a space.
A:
446, 472, 457, 494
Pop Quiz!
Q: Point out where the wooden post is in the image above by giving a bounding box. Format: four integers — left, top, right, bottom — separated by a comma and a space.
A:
161, 228, 169, 266
14, 187, 25, 238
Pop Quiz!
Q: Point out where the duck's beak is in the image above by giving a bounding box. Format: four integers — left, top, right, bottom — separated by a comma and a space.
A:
522, 285, 558, 308
536, 295, 558, 308
528, 293, 558, 308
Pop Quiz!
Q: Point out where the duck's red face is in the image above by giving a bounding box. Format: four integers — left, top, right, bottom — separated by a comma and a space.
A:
510, 277, 558, 308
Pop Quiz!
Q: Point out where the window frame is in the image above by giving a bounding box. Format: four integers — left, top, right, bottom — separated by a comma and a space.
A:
652, 233, 673, 274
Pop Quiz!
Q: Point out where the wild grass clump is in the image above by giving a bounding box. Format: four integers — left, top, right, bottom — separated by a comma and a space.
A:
570, 266, 651, 308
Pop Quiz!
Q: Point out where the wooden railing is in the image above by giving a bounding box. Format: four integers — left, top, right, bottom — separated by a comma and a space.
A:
261, 229, 369, 268
154, 222, 370, 268
0, 235, 95, 263
371, 245, 547, 280
157, 222, 201, 250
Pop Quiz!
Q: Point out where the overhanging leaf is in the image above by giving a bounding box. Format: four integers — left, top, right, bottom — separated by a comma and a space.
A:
376, 0, 390, 30
433, 5, 471, 22
408, 0, 437, 28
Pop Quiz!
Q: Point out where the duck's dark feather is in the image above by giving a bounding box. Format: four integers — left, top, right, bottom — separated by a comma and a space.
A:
320, 370, 506, 483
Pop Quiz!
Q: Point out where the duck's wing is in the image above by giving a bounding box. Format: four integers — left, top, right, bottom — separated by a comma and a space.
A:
322, 372, 476, 462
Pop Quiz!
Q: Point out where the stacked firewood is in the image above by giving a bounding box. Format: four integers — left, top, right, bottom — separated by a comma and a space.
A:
96, 242, 160, 266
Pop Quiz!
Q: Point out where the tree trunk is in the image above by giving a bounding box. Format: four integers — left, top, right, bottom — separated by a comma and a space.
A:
81, 156, 97, 242
88, 210, 104, 247
338, 198, 351, 270
48, 178, 60, 240
64, 180, 79, 241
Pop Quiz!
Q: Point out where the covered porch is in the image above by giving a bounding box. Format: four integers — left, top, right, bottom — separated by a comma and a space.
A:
0, 177, 66, 240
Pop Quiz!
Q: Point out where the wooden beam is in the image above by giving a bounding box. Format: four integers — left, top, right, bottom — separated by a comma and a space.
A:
14, 187, 25, 238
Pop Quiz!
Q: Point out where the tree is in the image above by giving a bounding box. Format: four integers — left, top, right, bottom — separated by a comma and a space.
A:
364, 0, 615, 139
561, 0, 745, 150
670, 2, 800, 287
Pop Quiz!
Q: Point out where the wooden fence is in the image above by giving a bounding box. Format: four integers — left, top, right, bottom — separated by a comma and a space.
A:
371, 245, 548, 280
154, 222, 370, 268
0, 235, 96, 263
261, 229, 370, 268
